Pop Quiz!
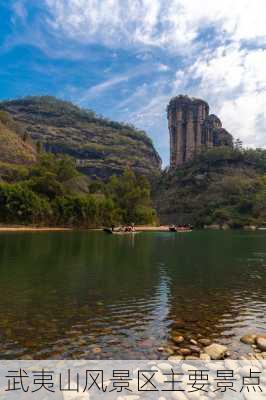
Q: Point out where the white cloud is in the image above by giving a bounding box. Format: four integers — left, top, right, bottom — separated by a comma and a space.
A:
158, 64, 170, 72
185, 44, 266, 148
219, 94, 266, 148
115, 78, 181, 163
12, 1, 28, 22
191, 45, 266, 96
42, 0, 266, 158
42, 0, 195, 51
126, 92, 171, 162
44, 0, 266, 51
76, 61, 167, 104
79, 75, 130, 103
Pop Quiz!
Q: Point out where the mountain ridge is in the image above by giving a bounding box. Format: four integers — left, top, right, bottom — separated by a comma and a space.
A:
0, 96, 161, 179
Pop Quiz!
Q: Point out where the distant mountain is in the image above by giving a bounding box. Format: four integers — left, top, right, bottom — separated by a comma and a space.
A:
0, 96, 161, 179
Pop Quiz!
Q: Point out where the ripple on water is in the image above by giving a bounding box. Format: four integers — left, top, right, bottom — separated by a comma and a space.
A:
0, 231, 265, 358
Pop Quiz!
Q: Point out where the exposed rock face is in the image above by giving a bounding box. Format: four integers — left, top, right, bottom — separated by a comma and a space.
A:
167, 95, 233, 167
0, 113, 36, 165
0, 96, 161, 179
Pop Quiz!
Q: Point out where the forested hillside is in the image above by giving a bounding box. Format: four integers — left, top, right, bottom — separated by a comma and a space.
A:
154, 147, 266, 228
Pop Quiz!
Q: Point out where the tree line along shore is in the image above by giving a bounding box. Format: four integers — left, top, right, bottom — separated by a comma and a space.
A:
0, 147, 266, 229
0, 153, 157, 228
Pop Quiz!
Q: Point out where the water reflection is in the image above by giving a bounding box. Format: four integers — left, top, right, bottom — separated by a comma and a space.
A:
0, 230, 265, 359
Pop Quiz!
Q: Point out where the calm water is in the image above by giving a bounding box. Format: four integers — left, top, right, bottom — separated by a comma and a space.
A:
0, 230, 265, 359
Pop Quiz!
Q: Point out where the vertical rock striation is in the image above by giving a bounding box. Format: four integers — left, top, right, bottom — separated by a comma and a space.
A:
167, 95, 233, 168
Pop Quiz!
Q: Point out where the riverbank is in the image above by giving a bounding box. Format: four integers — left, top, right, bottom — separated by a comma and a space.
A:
163, 330, 266, 361
135, 225, 170, 231
0, 226, 72, 232
1, 224, 266, 233
0, 225, 173, 232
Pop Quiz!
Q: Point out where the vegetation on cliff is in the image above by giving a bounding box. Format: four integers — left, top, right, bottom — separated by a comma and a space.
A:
154, 147, 266, 228
1, 96, 266, 229
0, 153, 157, 227
0, 101, 157, 227
0, 96, 161, 179
0, 111, 37, 164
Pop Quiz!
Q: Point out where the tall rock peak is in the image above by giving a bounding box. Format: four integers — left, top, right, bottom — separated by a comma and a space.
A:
167, 95, 233, 167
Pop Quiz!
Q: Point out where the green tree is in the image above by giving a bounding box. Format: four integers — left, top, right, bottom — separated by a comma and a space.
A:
54, 195, 99, 227
0, 183, 51, 224
27, 172, 63, 200
106, 169, 157, 224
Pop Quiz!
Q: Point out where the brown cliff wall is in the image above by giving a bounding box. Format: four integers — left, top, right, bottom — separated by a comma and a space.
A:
167, 95, 233, 168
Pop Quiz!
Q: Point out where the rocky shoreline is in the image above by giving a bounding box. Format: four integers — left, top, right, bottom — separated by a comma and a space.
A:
157, 331, 266, 361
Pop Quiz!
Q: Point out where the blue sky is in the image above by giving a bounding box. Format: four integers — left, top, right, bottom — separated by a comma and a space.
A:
1, 0, 266, 165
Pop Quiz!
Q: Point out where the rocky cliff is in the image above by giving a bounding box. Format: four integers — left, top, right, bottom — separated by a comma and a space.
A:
168, 95, 233, 167
0, 96, 161, 179
0, 111, 37, 166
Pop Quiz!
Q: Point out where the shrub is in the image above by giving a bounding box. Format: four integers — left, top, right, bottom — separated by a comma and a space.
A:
0, 183, 51, 224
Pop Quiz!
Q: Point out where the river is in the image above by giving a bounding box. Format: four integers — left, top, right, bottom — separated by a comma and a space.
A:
0, 230, 265, 359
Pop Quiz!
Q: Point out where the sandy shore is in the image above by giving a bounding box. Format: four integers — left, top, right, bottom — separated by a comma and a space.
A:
135, 225, 170, 232
0, 226, 72, 232
0, 225, 171, 232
